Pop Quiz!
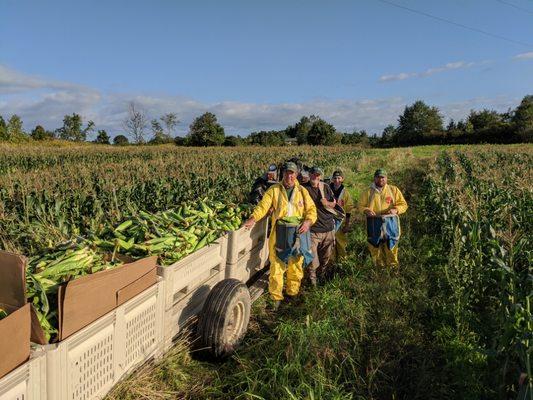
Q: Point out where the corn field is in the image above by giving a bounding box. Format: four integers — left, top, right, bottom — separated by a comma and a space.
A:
421, 149, 533, 398
0, 144, 363, 254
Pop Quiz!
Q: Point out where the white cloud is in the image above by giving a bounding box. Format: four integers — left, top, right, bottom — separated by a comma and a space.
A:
514, 52, 533, 60
0, 65, 93, 94
0, 65, 522, 138
379, 60, 479, 82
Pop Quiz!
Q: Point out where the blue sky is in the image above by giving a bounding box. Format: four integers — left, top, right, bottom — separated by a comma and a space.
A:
1, 0, 532, 138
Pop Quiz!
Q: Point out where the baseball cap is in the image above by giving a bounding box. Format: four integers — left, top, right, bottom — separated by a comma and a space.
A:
374, 168, 387, 177
309, 166, 324, 176
283, 162, 298, 173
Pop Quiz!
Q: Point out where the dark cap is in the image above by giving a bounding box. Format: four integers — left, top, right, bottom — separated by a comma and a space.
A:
309, 166, 324, 176
332, 170, 343, 178
267, 164, 277, 173
374, 168, 387, 177
283, 162, 298, 173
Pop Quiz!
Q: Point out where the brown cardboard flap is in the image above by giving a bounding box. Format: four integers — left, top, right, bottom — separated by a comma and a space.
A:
116, 268, 157, 306
58, 256, 157, 340
29, 305, 48, 345
0, 303, 31, 379
0, 251, 27, 308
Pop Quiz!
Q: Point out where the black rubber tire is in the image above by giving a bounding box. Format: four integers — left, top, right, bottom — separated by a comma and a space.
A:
197, 278, 251, 358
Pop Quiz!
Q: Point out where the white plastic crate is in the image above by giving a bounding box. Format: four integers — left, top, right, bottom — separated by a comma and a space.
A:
226, 238, 269, 283
43, 280, 164, 400
162, 272, 221, 351
227, 218, 269, 265
157, 235, 227, 310
0, 350, 46, 400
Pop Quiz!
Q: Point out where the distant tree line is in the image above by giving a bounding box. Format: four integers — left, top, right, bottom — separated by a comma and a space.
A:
1, 95, 531, 147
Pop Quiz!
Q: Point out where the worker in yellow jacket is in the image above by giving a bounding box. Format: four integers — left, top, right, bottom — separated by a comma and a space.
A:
244, 162, 317, 309
329, 170, 354, 260
357, 169, 408, 267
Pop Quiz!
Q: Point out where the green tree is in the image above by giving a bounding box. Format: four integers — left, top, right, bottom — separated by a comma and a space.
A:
467, 109, 502, 131
160, 113, 180, 137
31, 125, 54, 140
0, 116, 7, 140
113, 134, 129, 145
396, 100, 444, 145
248, 130, 286, 146
223, 135, 242, 146
149, 119, 173, 144
56, 113, 94, 141
187, 112, 225, 146
94, 130, 110, 144
380, 125, 396, 146
286, 115, 320, 145
512, 95, 533, 141
307, 119, 338, 145
5, 115, 27, 142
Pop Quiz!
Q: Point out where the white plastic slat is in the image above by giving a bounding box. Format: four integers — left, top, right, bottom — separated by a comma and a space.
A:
0, 352, 46, 400
226, 238, 269, 283
43, 280, 164, 400
157, 236, 226, 310
162, 272, 221, 351
227, 219, 269, 265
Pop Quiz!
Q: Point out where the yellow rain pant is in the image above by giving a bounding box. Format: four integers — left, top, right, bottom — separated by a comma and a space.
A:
335, 227, 348, 260
367, 243, 399, 267
267, 235, 304, 300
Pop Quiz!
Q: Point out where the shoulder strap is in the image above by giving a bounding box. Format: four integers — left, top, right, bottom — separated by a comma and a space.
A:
386, 185, 395, 206
318, 182, 325, 199
368, 186, 377, 208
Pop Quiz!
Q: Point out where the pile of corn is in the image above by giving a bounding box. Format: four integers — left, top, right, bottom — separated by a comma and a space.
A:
26, 242, 122, 341
92, 199, 245, 265
23, 199, 247, 341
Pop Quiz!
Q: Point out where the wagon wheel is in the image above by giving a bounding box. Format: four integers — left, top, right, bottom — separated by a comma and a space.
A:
197, 279, 251, 358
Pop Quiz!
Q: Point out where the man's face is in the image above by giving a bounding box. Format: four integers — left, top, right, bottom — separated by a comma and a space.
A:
267, 172, 277, 181
374, 175, 387, 187
310, 173, 322, 186
332, 176, 343, 186
283, 170, 297, 186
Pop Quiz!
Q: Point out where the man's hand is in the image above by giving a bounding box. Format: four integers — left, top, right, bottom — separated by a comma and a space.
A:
298, 219, 312, 234
364, 209, 376, 217
244, 217, 256, 230
321, 198, 336, 207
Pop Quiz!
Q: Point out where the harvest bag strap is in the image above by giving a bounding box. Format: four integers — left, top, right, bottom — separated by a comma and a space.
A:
277, 184, 299, 218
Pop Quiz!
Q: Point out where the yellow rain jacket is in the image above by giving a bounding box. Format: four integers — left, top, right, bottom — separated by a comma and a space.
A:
333, 186, 354, 260
357, 183, 408, 267
252, 181, 317, 300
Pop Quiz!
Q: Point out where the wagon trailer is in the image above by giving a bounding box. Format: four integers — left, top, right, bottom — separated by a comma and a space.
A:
0, 218, 270, 400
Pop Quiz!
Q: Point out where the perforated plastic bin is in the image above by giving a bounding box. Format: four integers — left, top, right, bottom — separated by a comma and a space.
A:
226, 239, 269, 283
226, 218, 269, 265
162, 272, 222, 351
43, 280, 164, 400
157, 235, 227, 311
0, 349, 46, 400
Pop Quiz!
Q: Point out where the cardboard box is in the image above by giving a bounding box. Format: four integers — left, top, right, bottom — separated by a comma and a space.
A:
0, 251, 31, 379
0, 250, 158, 344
